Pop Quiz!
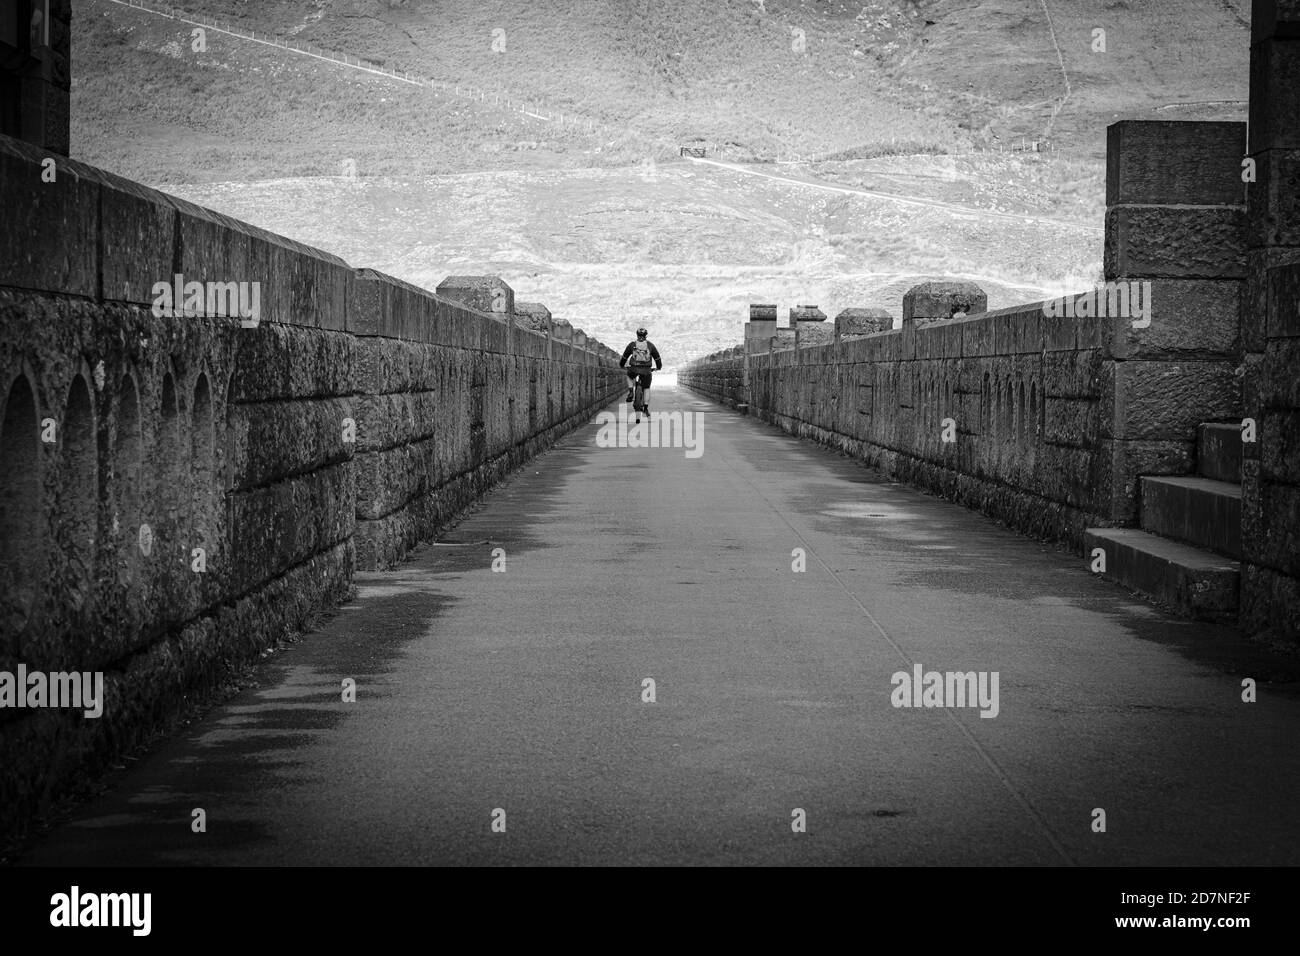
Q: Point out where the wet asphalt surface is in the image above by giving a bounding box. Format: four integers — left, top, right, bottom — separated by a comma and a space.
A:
18, 385, 1300, 866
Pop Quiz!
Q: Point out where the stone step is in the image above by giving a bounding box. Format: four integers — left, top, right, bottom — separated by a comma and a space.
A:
1197, 422, 1242, 483
1083, 528, 1240, 621
1140, 475, 1242, 558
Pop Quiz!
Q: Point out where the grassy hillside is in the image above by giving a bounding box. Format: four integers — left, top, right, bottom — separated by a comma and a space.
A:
67, 0, 1244, 360
74, 0, 1247, 182
163, 162, 1099, 360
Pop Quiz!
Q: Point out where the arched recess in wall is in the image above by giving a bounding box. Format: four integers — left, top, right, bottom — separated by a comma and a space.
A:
981, 372, 991, 446
941, 374, 951, 444
993, 375, 1002, 448
114, 374, 144, 584
926, 371, 936, 446
0, 373, 44, 648
222, 374, 238, 555
1038, 380, 1046, 442
1004, 380, 1014, 454
191, 373, 215, 558
913, 371, 921, 429
158, 372, 181, 597
60, 374, 98, 622
1029, 381, 1039, 469
1017, 380, 1027, 452
930, 374, 941, 447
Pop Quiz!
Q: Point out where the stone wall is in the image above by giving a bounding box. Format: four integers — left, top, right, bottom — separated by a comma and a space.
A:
682, 119, 1246, 555
687, 295, 1237, 545
0, 134, 622, 835
351, 270, 615, 568
1241, 4, 1300, 646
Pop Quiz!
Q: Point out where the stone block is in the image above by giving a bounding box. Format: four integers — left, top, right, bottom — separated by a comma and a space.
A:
353, 268, 434, 341
1261, 337, 1300, 407
171, 194, 353, 331
1247, 147, 1300, 247
1246, 247, 1300, 351
91, 167, 176, 308
1261, 408, 1300, 482
228, 463, 353, 594
834, 308, 892, 341
1043, 397, 1097, 448
513, 301, 551, 334
1104, 206, 1247, 279
1252, 481, 1300, 577
1105, 121, 1247, 206
1249, 36, 1300, 151
230, 397, 355, 491
0, 135, 97, 297
1240, 562, 1300, 646
746, 319, 778, 345
1103, 278, 1241, 358
1267, 260, 1300, 336
915, 318, 963, 360
790, 304, 827, 325
960, 313, 997, 356
435, 274, 515, 316
435, 299, 486, 352
231, 320, 356, 402
1100, 360, 1241, 440
903, 281, 986, 322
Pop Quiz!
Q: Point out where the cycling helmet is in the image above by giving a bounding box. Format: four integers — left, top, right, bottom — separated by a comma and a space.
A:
636, 327, 648, 337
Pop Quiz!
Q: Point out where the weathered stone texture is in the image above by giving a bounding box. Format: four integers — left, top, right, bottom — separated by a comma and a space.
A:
435, 274, 515, 317
0, 136, 623, 839
903, 281, 987, 323
835, 309, 892, 341
1105, 206, 1247, 279
1105, 121, 1247, 207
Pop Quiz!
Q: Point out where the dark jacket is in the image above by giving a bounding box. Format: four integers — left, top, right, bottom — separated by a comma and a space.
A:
620, 339, 662, 369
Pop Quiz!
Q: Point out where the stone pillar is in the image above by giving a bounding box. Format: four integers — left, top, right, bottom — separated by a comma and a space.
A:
1100, 120, 1245, 524
514, 301, 552, 334
1105, 120, 1246, 285
1, 0, 71, 155
551, 318, 574, 346
902, 282, 985, 329
789, 304, 826, 326
435, 275, 515, 316
790, 304, 829, 347
834, 308, 893, 342
1103, 120, 1245, 363
745, 303, 778, 347
1242, 0, 1300, 645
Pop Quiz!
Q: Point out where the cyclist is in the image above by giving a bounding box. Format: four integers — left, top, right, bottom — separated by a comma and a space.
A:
619, 327, 663, 408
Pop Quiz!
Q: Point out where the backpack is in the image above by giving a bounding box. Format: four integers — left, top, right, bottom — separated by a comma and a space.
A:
629, 340, 652, 366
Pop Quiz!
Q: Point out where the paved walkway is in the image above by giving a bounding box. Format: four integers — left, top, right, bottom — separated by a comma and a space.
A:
21, 386, 1300, 865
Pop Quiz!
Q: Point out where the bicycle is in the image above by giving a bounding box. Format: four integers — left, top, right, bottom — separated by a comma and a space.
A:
628, 368, 651, 423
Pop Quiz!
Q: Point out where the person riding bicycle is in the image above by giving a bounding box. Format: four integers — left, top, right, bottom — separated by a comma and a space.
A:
619, 327, 662, 407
